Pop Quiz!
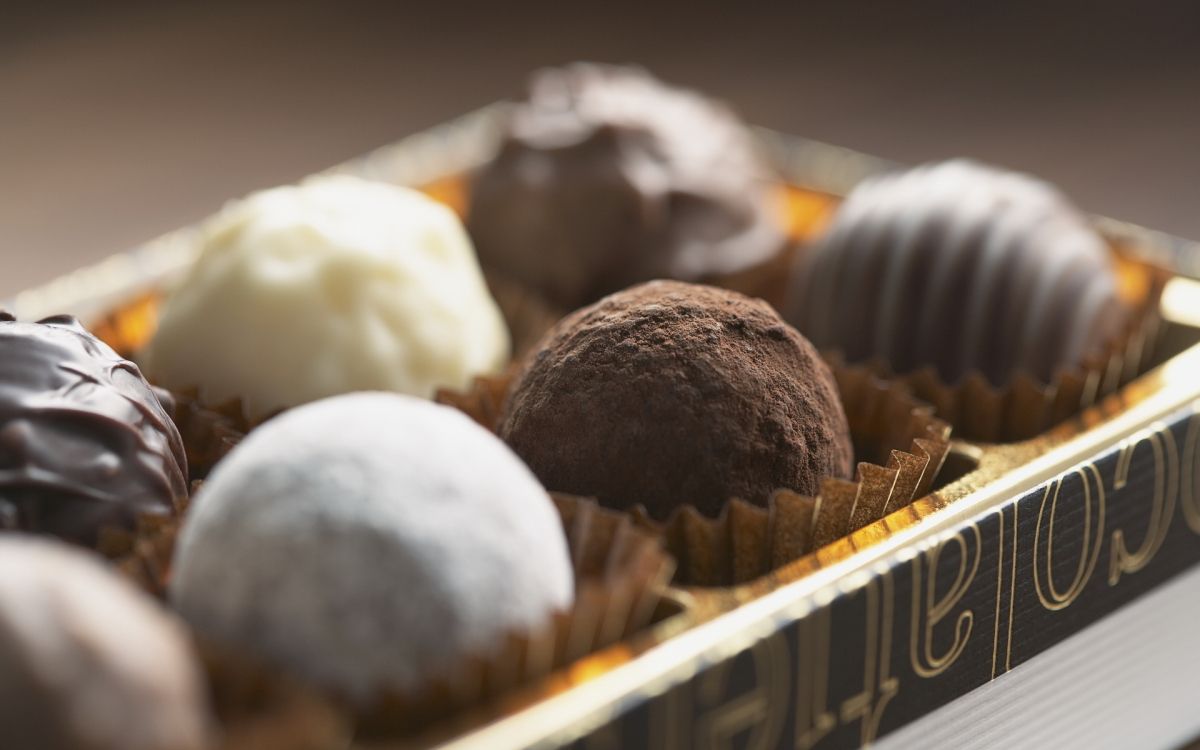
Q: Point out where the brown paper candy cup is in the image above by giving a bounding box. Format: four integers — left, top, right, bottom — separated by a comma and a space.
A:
99, 504, 187, 597
91, 387, 244, 568
357, 493, 673, 737
876, 257, 1168, 443
168, 388, 249, 481
437, 362, 952, 587
630, 363, 951, 585
435, 369, 515, 432
198, 643, 351, 750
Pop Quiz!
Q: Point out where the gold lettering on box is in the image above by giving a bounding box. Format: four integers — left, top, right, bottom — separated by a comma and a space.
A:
1006, 501, 1018, 672
840, 572, 899, 747
1182, 412, 1200, 534
910, 525, 981, 678
988, 506, 1008, 681
1034, 465, 1106, 610
693, 632, 788, 750
1109, 423, 1178, 585
796, 607, 836, 750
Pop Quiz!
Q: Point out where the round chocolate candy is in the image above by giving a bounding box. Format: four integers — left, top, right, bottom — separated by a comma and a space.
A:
468, 63, 786, 309
0, 313, 188, 544
499, 280, 854, 519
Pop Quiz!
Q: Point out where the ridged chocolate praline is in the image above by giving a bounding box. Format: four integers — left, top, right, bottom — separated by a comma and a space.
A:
785, 160, 1127, 387
0, 313, 188, 544
499, 281, 853, 519
468, 63, 786, 310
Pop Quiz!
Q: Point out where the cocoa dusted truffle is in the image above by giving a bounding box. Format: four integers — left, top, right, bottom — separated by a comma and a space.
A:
785, 159, 1128, 387
0, 536, 210, 750
171, 393, 573, 702
500, 281, 853, 519
0, 313, 188, 544
468, 63, 786, 309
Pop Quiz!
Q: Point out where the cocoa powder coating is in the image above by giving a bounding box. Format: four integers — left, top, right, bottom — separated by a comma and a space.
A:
500, 281, 853, 519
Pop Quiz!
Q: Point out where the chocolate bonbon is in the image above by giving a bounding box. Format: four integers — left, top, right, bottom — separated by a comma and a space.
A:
500, 281, 853, 519
469, 63, 786, 309
785, 159, 1127, 386
0, 314, 187, 544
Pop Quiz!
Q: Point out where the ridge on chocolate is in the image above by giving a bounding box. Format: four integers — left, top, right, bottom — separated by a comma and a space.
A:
499, 280, 853, 519
0, 314, 188, 544
785, 159, 1127, 387
468, 63, 786, 309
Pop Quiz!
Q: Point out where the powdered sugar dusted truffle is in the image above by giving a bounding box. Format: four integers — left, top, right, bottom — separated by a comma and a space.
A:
785, 159, 1127, 386
170, 393, 573, 702
0, 536, 210, 750
143, 175, 511, 419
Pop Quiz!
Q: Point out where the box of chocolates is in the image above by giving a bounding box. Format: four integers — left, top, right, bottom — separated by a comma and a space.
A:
3, 64, 1198, 750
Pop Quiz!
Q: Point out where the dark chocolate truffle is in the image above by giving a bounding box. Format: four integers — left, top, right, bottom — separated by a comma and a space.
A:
499, 280, 853, 519
171, 393, 573, 702
0, 313, 188, 544
468, 63, 786, 309
785, 159, 1127, 387
0, 536, 210, 750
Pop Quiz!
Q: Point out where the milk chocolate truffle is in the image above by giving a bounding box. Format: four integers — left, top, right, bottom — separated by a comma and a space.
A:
0, 536, 210, 750
468, 63, 787, 309
143, 174, 510, 420
500, 281, 853, 519
171, 393, 573, 702
0, 313, 188, 545
785, 159, 1127, 387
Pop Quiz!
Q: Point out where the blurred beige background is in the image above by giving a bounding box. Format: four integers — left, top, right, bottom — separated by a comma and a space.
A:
3, 1, 1199, 299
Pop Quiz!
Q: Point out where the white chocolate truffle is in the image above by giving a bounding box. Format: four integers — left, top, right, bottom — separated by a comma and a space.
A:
0, 537, 210, 750
143, 175, 510, 419
170, 393, 574, 702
